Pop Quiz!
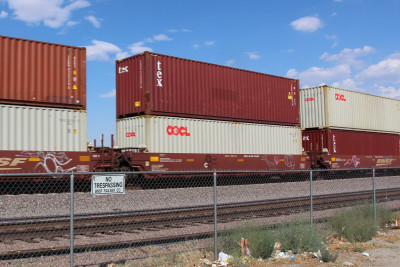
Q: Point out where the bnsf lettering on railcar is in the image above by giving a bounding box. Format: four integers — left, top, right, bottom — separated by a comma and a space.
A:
0, 158, 27, 167
376, 158, 394, 166
166, 126, 190, 136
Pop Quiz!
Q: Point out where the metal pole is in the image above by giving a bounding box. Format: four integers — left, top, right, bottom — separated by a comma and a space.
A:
213, 170, 218, 261
70, 173, 74, 267
310, 170, 313, 232
372, 168, 376, 223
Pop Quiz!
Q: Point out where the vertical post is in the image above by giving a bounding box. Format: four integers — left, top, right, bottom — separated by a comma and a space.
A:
213, 170, 218, 261
310, 170, 313, 232
372, 168, 376, 223
70, 173, 74, 267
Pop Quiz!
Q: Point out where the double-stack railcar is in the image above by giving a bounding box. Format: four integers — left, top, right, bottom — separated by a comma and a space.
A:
1, 35, 399, 182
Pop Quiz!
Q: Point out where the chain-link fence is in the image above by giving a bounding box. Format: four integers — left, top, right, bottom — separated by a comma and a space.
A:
1, 167, 399, 266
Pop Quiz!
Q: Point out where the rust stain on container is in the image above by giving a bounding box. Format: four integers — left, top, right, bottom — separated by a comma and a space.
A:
0, 35, 86, 109
116, 51, 300, 125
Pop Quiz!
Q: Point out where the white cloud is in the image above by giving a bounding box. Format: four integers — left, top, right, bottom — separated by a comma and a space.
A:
193, 44, 201, 50
85, 15, 100, 28
226, 59, 235, 66
320, 46, 376, 68
182, 28, 191, 32
99, 89, 116, 98
379, 86, 400, 98
6, 0, 90, 28
116, 52, 130, 60
325, 35, 337, 40
284, 49, 295, 53
168, 29, 178, 33
86, 40, 122, 61
355, 52, 400, 83
286, 69, 298, 77
66, 20, 79, 26
334, 0, 342, 2
290, 16, 323, 33
205, 41, 215, 46
126, 33, 174, 55
0, 10, 8, 18
331, 78, 364, 91
128, 41, 152, 54
325, 35, 339, 47
287, 64, 351, 85
245, 52, 261, 60
153, 34, 173, 41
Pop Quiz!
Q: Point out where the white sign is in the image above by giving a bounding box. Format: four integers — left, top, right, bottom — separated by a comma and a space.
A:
91, 175, 125, 196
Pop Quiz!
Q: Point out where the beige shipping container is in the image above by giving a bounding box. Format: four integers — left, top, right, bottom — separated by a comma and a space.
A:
117, 116, 302, 154
300, 85, 400, 133
0, 104, 87, 151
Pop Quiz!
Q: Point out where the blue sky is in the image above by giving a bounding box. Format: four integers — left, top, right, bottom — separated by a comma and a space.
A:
1, 0, 400, 145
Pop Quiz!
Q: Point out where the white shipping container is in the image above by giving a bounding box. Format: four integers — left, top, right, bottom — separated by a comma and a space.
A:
117, 116, 302, 154
300, 86, 400, 133
0, 104, 87, 151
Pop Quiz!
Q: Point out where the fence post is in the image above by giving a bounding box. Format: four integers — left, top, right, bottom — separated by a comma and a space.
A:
213, 170, 218, 261
372, 168, 376, 223
310, 170, 313, 232
70, 173, 74, 267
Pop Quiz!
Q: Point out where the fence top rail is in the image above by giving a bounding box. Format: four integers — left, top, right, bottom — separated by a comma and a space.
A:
0, 166, 398, 177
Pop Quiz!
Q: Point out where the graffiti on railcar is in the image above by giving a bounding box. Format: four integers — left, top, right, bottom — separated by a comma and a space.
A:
16, 151, 77, 173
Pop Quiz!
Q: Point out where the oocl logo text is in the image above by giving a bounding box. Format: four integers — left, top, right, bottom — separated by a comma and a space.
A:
335, 93, 346, 101
305, 97, 315, 102
166, 126, 190, 136
126, 132, 136, 137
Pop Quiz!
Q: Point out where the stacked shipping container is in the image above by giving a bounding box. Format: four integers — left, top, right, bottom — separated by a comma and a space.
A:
300, 85, 400, 168
0, 105, 87, 151
300, 85, 400, 133
0, 36, 87, 151
116, 51, 300, 125
117, 116, 302, 154
116, 51, 303, 156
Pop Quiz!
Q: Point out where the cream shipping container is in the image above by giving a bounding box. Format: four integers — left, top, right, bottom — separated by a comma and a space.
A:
300, 85, 400, 133
117, 116, 302, 154
0, 104, 87, 151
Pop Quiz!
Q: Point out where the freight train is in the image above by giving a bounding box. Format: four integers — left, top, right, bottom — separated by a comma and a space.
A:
1, 35, 399, 182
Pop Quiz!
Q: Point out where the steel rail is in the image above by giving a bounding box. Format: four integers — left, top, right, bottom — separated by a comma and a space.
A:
1, 188, 400, 260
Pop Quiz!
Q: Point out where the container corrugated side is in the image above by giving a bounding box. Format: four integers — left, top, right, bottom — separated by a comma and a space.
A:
0, 35, 86, 109
117, 116, 302, 154
300, 85, 400, 133
116, 51, 300, 125
302, 129, 400, 155
0, 104, 87, 151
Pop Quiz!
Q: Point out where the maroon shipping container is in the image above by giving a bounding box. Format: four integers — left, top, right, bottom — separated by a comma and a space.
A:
116, 51, 300, 125
0, 35, 86, 109
302, 129, 400, 156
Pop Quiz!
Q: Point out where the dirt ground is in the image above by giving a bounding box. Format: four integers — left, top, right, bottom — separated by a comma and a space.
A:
198, 229, 400, 267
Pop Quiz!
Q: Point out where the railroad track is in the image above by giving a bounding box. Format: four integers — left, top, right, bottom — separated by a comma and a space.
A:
1, 188, 400, 260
